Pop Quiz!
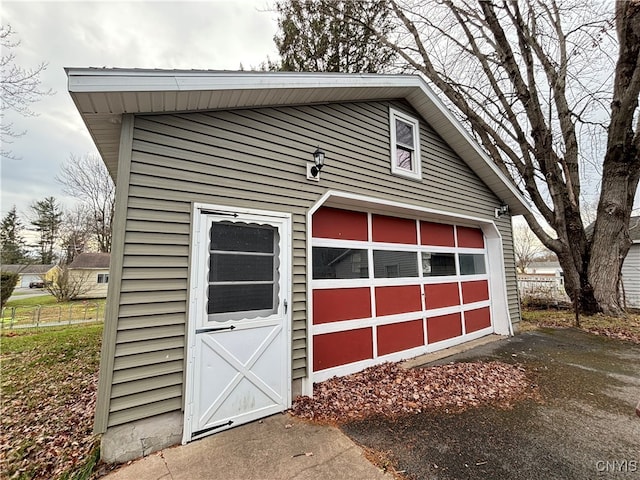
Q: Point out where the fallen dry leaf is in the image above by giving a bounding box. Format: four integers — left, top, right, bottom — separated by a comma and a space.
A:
290, 361, 539, 424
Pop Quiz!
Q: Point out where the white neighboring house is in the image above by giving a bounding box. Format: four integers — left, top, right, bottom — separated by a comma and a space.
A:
518, 260, 567, 301
68, 253, 111, 299
621, 216, 640, 309
0, 264, 56, 288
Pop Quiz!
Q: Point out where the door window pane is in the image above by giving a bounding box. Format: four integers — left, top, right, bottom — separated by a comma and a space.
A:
313, 247, 368, 279
210, 222, 274, 253
459, 254, 486, 275
209, 254, 273, 282
422, 252, 456, 276
208, 284, 274, 314
207, 221, 279, 320
373, 250, 418, 278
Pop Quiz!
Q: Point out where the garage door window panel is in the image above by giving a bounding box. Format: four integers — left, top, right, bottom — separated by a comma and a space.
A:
373, 250, 418, 278
459, 254, 486, 275
312, 247, 369, 279
422, 252, 456, 277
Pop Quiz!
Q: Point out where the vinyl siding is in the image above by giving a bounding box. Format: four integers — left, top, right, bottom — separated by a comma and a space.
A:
622, 244, 640, 308
100, 99, 519, 429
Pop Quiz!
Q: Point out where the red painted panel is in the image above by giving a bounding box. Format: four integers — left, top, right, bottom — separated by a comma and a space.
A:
377, 319, 424, 356
427, 313, 463, 343
313, 288, 371, 324
424, 283, 460, 309
457, 226, 485, 248
313, 328, 373, 371
372, 214, 417, 244
312, 207, 368, 241
375, 285, 422, 316
461, 280, 489, 304
420, 221, 455, 247
465, 307, 491, 333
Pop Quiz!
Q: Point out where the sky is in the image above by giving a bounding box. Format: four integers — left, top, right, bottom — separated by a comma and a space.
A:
1, 0, 279, 221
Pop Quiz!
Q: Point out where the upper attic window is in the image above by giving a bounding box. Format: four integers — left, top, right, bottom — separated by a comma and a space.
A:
389, 108, 421, 180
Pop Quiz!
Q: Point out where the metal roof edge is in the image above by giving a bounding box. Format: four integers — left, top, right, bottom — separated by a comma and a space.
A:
66, 68, 421, 93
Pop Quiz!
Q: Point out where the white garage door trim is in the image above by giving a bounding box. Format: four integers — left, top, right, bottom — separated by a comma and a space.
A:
303, 190, 511, 396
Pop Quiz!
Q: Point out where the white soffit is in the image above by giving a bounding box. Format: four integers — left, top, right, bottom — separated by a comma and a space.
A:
66, 69, 531, 215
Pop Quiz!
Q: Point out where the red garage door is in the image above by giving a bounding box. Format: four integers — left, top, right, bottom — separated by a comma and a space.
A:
311, 207, 492, 381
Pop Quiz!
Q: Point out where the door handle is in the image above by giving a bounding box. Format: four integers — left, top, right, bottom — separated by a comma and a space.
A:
284, 299, 288, 314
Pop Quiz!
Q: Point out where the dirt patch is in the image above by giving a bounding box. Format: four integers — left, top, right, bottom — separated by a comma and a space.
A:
341, 329, 640, 480
521, 309, 640, 344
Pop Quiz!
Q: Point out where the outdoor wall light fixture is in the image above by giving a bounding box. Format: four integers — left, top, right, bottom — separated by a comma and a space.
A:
311, 147, 325, 177
307, 146, 325, 181
495, 203, 510, 218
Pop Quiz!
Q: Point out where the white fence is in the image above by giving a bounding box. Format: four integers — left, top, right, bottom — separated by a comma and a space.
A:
1, 302, 105, 330
518, 275, 570, 305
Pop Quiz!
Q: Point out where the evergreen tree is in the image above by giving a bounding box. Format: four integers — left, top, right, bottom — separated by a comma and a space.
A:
274, 0, 396, 73
30, 197, 62, 264
0, 205, 27, 264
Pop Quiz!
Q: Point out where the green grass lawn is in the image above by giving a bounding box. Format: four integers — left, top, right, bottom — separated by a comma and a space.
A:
5, 294, 59, 307
0, 324, 103, 479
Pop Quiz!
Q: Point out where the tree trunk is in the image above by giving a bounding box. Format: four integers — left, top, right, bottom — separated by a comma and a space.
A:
588, 150, 639, 315
588, 0, 640, 316
551, 208, 600, 314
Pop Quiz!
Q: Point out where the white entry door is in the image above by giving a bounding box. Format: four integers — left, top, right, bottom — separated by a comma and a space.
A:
184, 207, 291, 442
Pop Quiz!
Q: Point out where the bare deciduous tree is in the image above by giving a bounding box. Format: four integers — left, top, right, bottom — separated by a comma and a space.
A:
337, 0, 639, 315
59, 204, 92, 264
57, 154, 115, 253
0, 24, 53, 158
42, 265, 92, 303
513, 224, 545, 273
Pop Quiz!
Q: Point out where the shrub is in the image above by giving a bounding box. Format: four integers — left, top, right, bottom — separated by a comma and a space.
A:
1, 272, 19, 308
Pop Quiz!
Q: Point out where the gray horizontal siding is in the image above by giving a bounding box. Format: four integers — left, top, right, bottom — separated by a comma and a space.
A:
103, 99, 518, 428
622, 245, 640, 308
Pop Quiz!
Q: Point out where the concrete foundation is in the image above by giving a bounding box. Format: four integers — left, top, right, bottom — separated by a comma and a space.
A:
101, 411, 183, 464
291, 378, 303, 399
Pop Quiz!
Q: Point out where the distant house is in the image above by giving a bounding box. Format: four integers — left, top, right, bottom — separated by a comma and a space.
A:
0, 264, 56, 288
524, 260, 563, 277
621, 216, 639, 309
68, 253, 111, 299
518, 259, 567, 302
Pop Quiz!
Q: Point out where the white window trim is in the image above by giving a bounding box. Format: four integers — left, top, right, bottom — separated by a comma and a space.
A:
389, 107, 422, 180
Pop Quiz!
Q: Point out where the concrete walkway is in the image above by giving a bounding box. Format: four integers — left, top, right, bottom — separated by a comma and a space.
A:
104, 412, 392, 480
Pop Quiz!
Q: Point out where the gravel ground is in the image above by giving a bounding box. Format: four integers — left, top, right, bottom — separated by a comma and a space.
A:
341, 328, 640, 480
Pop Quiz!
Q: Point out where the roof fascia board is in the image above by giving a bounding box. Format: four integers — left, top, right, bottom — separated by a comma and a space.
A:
66, 69, 420, 93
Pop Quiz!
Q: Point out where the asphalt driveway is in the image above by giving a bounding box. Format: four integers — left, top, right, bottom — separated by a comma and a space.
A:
341, 328, 640, 479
